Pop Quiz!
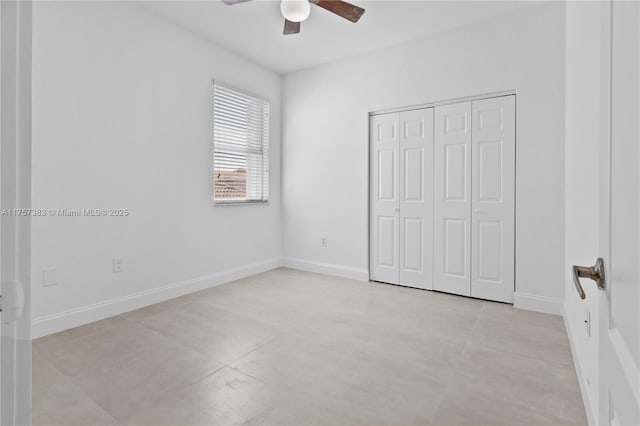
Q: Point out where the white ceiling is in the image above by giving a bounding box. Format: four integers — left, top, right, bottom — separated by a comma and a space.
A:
139, 1, 537, 74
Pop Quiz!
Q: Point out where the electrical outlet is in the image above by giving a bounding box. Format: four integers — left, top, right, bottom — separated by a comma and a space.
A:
112, 258, 123, 273
42, 268, 57, 287
585, 310, 591, 337
320, 234, 328, 247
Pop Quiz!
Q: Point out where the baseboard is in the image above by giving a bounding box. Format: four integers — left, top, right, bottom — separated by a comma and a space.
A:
282, 257, 369, 282
563, 302, 596, 426
513, 292, 563, 316
31, 257, 283, 339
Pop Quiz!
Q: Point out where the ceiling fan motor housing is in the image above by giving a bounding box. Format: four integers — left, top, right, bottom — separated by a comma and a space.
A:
280, 0, 311, 23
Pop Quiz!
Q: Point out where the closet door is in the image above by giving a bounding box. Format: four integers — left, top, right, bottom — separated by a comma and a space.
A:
370, 113, 400, 284
434, 102, 472, 296
471, 96, 515, 303
399, 108, 434, 289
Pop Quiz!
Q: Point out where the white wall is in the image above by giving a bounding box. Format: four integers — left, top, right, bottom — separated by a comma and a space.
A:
31, 2, 282, 337
282, 3, 566, 313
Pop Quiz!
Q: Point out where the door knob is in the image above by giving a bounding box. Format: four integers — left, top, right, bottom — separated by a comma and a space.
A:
393, 208, 400, 212
572, 258, 605, 300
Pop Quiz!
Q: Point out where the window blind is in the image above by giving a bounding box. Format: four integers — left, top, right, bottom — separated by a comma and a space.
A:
213, 82, 270, 203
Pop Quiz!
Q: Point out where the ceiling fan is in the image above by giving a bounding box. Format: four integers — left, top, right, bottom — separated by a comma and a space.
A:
221, 0, 366, 35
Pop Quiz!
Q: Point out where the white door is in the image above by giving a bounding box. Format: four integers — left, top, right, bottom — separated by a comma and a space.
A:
370, 113, 400, 284
398, 108, 434, 289
596, 2, 640, 424
434, 102, 472, 296
1, 2, 33, 425
470, 96, 515, 303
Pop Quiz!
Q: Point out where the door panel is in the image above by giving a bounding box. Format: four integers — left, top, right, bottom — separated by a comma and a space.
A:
378, 150, 396, 200
444, 144, 468, 200
399, 108, 433, 289
444, 219, 467, 276
609, 0, 639, 366
477, 221, 502, 281
403, 148, 423, 201
370, 113, 400, 284
402, 218, 422, 271
598, 2, 640, 424
434, 102, 471, 296
471, 96, 515, 302
377, 216, 396, 267
478, 141, 503, 201
1, 2, 32, 424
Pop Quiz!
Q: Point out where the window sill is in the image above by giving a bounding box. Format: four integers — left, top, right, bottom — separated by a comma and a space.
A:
213, 200, 269, 206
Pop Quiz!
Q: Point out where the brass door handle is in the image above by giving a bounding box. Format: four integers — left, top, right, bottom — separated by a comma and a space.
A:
572, 258, 605, 299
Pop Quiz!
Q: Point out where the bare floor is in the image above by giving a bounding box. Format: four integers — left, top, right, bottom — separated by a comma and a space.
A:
33, 268, 587, 426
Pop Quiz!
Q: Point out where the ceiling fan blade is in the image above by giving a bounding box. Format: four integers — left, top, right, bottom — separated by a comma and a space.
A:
310, 0, 365, 23
220, 0, 252, 5
283, 19, 301, 35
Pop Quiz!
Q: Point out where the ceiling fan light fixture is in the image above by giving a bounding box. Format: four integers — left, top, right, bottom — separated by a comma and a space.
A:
280, 0, 311, 23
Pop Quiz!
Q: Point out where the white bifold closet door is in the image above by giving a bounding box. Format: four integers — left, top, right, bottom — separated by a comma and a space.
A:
434, 95, 515, 302
370, 108, 434, 289
370, 113, 400, 285
399, 109, 434, 288
470, 96, 515, 303
434, 102, 472, 296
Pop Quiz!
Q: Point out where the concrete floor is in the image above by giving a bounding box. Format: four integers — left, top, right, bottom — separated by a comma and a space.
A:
33, 268, 587, 425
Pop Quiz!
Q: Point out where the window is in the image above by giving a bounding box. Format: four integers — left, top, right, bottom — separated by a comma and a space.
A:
213, 82, 270, 204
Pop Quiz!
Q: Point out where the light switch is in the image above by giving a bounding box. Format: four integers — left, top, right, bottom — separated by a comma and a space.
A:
113, 258, 123, 273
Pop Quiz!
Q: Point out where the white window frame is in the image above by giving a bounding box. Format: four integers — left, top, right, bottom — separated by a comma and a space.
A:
212, 80, 270, 205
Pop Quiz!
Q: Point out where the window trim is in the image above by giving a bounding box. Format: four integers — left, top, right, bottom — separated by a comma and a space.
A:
212, 80, 270, 206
